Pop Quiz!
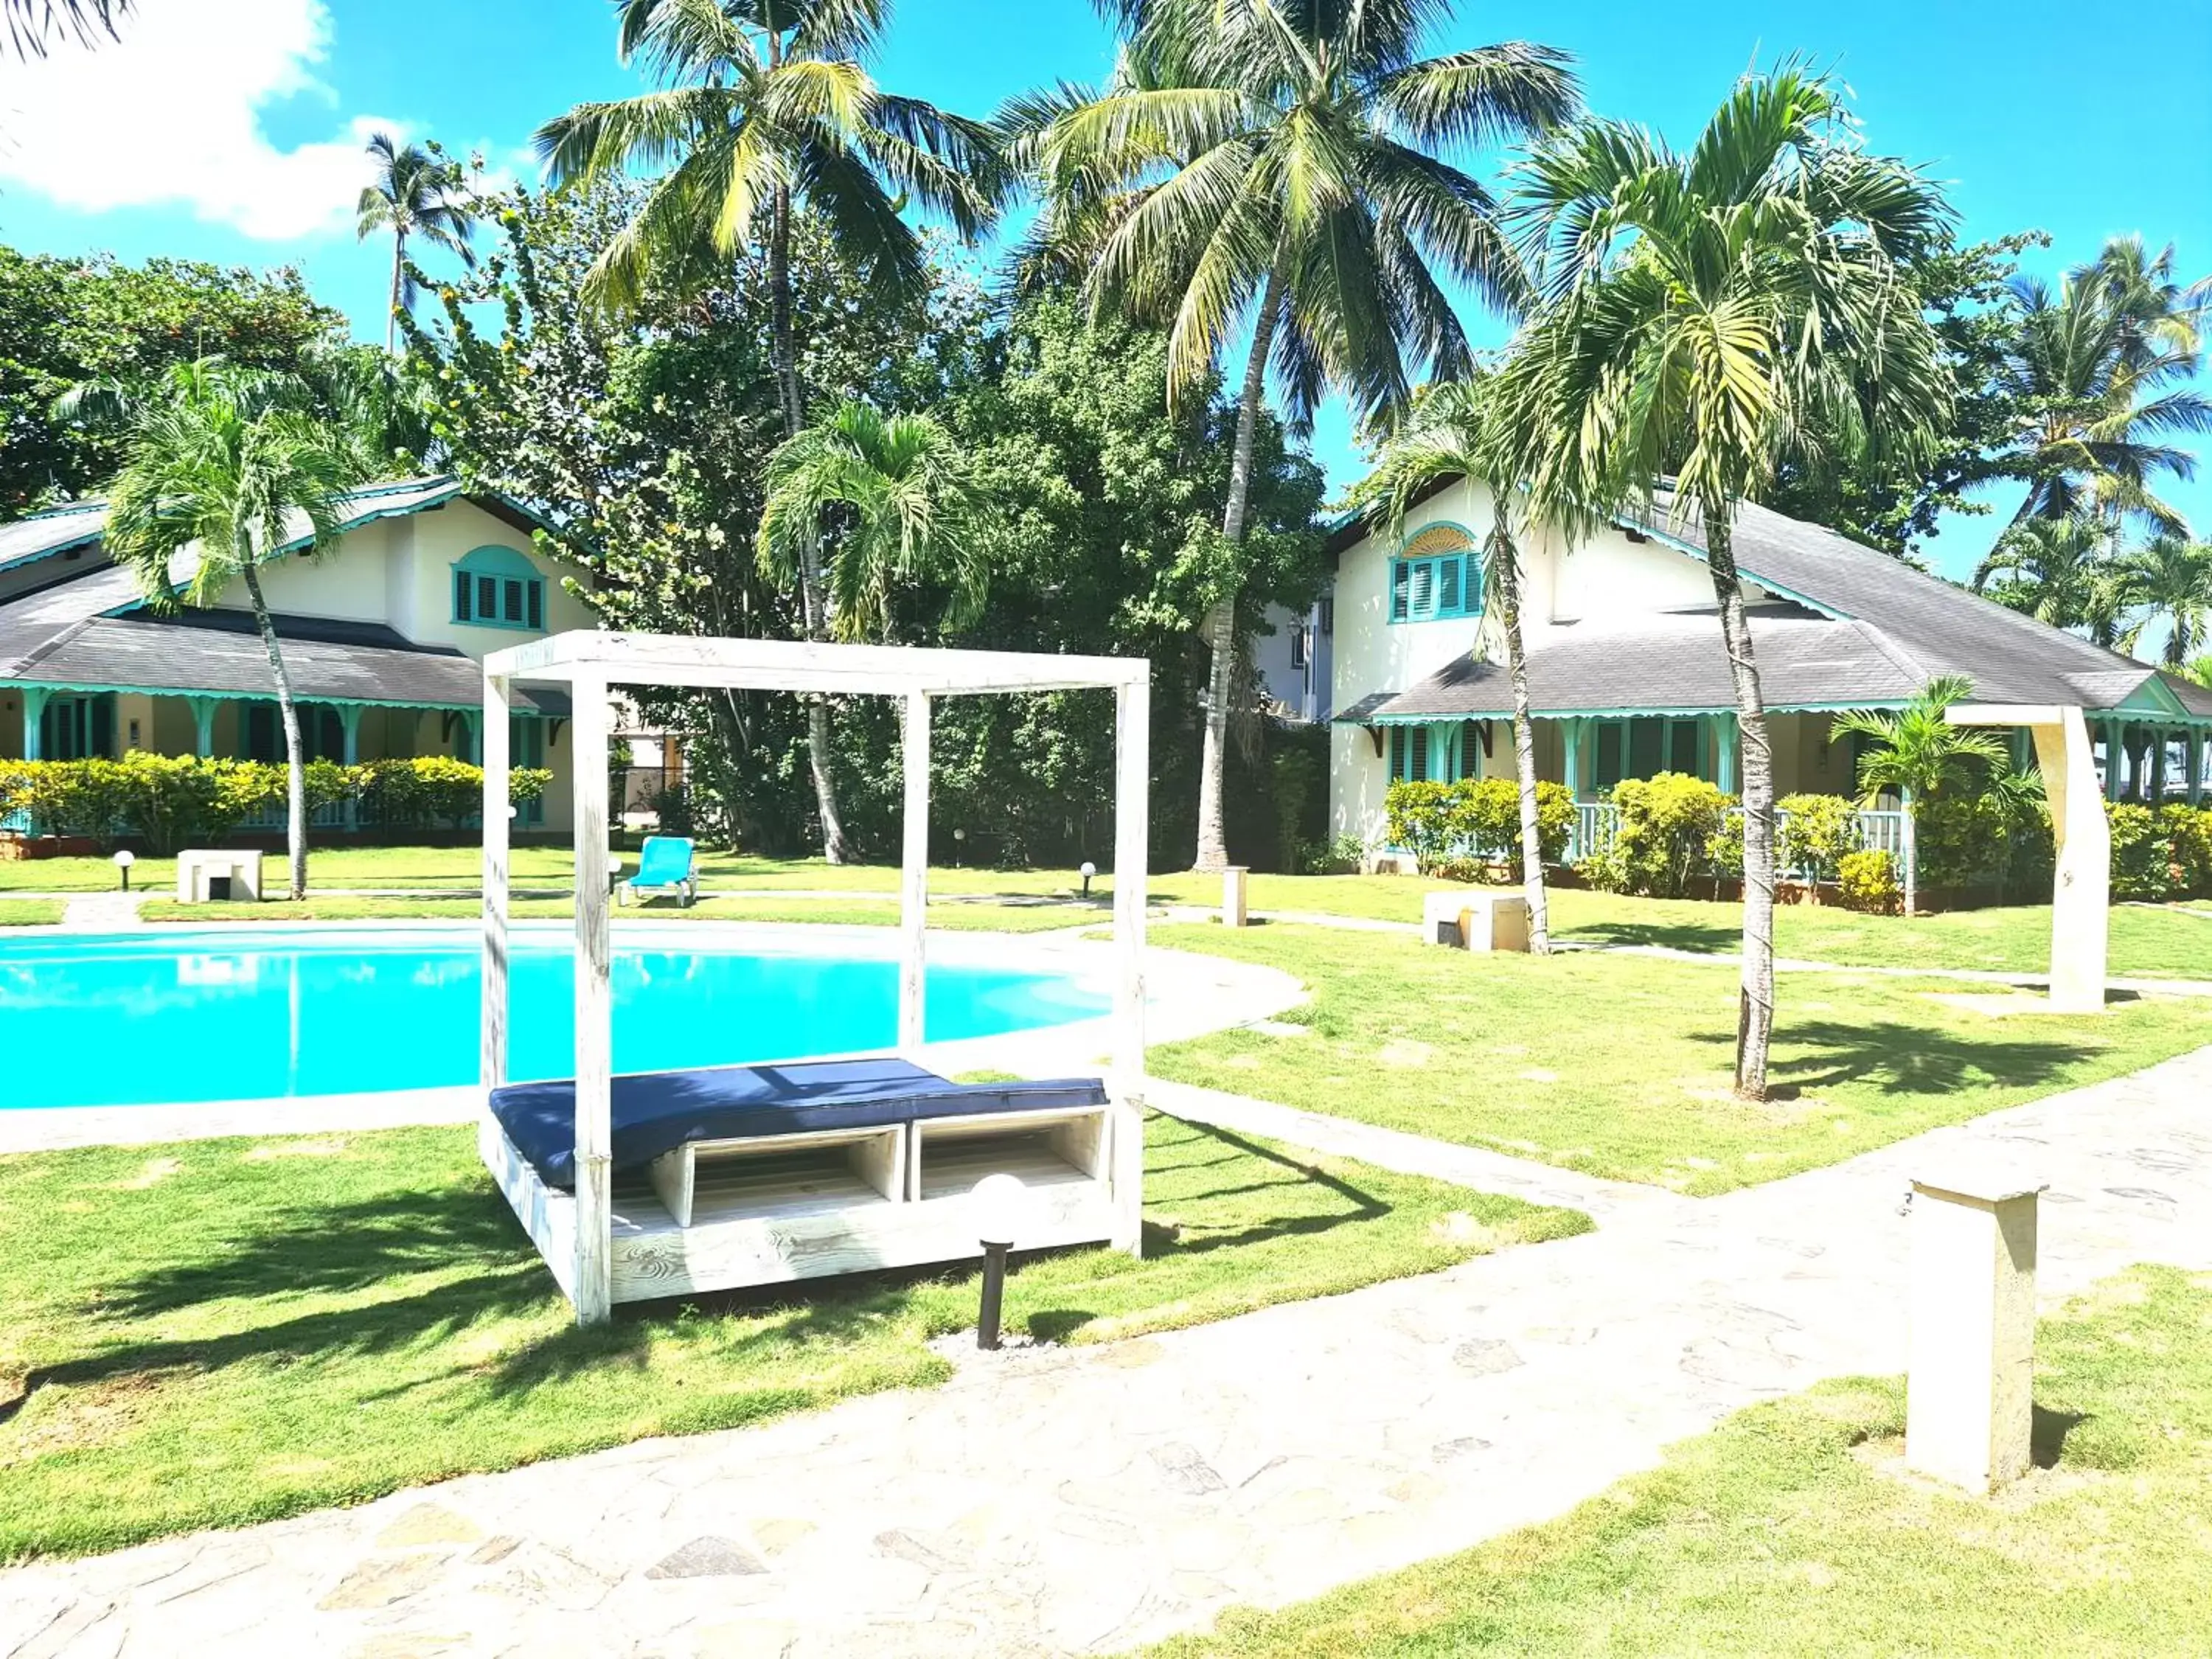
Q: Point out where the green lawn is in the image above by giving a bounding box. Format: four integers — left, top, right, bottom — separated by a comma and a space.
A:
1149, 1264, 2212, 1657
135, 893, 1105, 931
1150, 925, 2212, 1195
0, 1115, 1585, 1562
0, 899, 62, 926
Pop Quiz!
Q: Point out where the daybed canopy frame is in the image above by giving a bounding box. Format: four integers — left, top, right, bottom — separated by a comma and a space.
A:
480, 633, 1151, 1325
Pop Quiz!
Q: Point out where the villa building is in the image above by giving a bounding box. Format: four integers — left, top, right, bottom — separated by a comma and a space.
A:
0, 477, 597, 833
1325, 477, 2212, 855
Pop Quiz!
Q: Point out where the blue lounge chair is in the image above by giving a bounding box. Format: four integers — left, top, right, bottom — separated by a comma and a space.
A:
621, 835, 698, 908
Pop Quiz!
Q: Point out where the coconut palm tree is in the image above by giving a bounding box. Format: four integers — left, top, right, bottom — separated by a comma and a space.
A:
1831, 675, 2007, 918
2184, 653, 2212, 691
1016, 0, 1578, 870
1972, 514, 2130, 647
355, 133, 479, 354
756, 400, 986, 642
2000, 239, 2211, 537
97, 361, 364, 899
536, 0, 1004, 863
1356, 374, 1553, 951
2115, 534, 2212, 669
1505, 66, 1952, 1098
3, 0, 124, 57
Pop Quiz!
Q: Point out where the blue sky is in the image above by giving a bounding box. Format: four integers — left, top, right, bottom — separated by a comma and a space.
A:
2, 0, 2207, 587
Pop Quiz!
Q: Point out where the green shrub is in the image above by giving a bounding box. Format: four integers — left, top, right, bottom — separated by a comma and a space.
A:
1776, 793, 1858, 883
1579, 773, 1735, 899
107, 754, 282, 855
1836, 848, 1900, 913
2159, 805, 2212, 898
2106, 802, 2177, 901
1916, 793, 2007, 888
1383, 780, 1458, 870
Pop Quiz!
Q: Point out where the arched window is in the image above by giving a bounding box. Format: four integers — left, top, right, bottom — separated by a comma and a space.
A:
451, 545, 546, 633
1387, 523, 1481, 623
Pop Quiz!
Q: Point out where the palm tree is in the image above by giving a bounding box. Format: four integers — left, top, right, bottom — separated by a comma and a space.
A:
537, 0, 1004, 863
1832, 675, 2007, 918
2115, 534, 2212, 669
98, 361, 364, 899
1018, 0, 1578, 870
1972, 515, 2130, 647
2000, 239, 2211, 537
3, 0, 125, 57
2184, 653, 2212, 692
355, 133, 479, 354
755, 400, 986, 641
1357, 374, 1552, 951
1506, 67, 1952, 1098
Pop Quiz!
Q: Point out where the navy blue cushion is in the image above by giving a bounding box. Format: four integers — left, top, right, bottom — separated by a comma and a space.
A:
490, 1056, 1109, 1189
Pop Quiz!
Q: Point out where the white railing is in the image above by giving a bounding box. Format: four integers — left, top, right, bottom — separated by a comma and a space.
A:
1563, 801, 1905, 877
236, 800, 348, 833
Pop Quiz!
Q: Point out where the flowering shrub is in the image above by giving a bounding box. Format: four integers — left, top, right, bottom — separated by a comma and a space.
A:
1836, 849, 1901, 913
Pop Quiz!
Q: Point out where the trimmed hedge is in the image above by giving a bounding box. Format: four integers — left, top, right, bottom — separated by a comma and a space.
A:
0, 755, 552, 855
1383, 777, 1575, 877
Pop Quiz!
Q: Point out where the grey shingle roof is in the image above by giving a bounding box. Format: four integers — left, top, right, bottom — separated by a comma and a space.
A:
0, 503, 107, 572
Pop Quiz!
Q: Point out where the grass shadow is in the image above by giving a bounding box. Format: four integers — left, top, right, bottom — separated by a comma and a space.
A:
1694, 1019, 2107, 1099
1559, 919, 1738, 955
2032, 1403, 2090, 1469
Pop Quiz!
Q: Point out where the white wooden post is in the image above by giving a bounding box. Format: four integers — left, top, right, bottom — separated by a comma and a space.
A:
480, 675, 511, 1112
899, 689, 931, 1054
1221, 865, 1249, 928
569, 675, 614, 1325
1907, 1169, 2045, 1493
1111, 678, 1150, 1257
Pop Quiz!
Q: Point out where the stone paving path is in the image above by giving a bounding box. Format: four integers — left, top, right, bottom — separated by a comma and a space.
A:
6, 1045, 2210, 1659
55, 891, 144, 931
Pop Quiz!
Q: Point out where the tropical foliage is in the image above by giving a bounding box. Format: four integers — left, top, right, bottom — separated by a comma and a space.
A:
355, 133, 479, 352
1016, 0, 1577, 869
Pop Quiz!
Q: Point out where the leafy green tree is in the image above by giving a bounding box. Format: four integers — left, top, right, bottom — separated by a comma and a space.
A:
2115, 534, 2212, 669
2183, 653, 2212, 691
2000, 237, 2209, 537
1355, 373, 1554, 952
2, 248, 349, 513
757, 400, 985, 641
1972, 514, 2130, 647
1018, 0, 1576, 869
1506, 66, 1952, 1098
355, 133, 479, 353
97, 361, 364, 898
535, 0, 1005, 861
1831, 675, 2007, 917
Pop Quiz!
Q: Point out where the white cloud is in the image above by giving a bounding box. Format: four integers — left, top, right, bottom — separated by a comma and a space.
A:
0, 0, 403, 240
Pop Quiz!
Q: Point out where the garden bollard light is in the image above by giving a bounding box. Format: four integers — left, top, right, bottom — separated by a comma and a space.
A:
1079, 860, 1096, 899
1905, 1167, 2046, 1493
973, 1172, 1028, 1351
113, 849, 135, 891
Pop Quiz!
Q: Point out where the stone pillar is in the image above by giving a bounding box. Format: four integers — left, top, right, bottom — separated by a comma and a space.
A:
2035, 708, 2110, 1013
1221, 866, 1249, 928
1906, 1170, 2045, 1494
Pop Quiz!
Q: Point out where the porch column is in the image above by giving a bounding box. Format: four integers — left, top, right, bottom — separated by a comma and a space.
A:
2191, 728, 2205, 807
1562, 717, 1583, 799
2103, 717, 2123, 801
19, 686, 47, 759
454, 710, 477, 765
338, 705, 363, 831
2151, 727, 2168, 803
187, 697, 218, 759
1716, 713, 1739, 796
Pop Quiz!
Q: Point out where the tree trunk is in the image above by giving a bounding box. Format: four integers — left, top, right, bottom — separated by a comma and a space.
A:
1900, 785, 1918, 917
1703, 504, 1775, 1099
1489, 501, 1549, 954
387, 232, 405, 355
1193, 268, 1284, 871
242, 563, 308, 900
768, 184, 852, 863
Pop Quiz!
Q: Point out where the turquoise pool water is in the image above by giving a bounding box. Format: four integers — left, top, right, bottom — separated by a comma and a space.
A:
0, 928, 1108, 1110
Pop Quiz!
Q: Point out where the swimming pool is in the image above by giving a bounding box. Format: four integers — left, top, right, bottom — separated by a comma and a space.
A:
0, 928, 1110, 1110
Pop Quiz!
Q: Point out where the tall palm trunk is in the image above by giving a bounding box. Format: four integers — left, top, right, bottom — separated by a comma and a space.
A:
386, 231, 406, 355
1489, 503, 1549, 953
767, 182, 852, 863
1194, 268, 1284, 871
241, 563, 308, 900
1703, 505, 1775, 1099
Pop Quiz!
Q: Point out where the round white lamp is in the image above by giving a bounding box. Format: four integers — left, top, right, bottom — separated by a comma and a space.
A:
972, 1172, 1029, 1349
112, 849, 136, 892
1079, 860, 1097, 899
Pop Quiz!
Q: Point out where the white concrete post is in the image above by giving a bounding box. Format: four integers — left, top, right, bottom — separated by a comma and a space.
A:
1111, 678, 1150, 1258
1906, 1169, 2045, 1494
480, 674, 511, 1114
898, 689, 931, 1054
568, 675, 614, 1326
1221, 865, 1249, 928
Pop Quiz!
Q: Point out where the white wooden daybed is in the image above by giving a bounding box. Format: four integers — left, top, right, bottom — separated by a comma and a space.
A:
477, 634, 1150, 1324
